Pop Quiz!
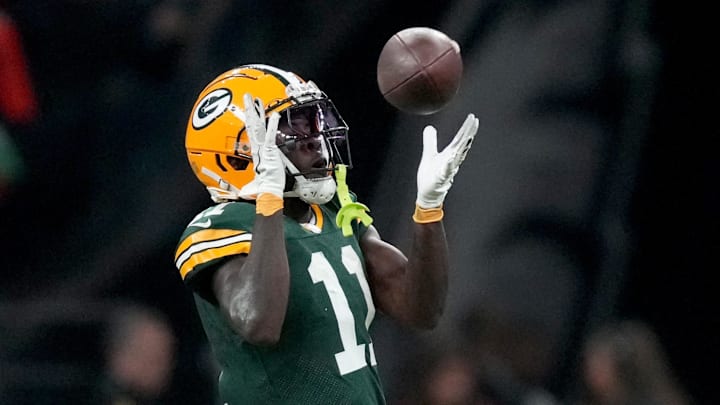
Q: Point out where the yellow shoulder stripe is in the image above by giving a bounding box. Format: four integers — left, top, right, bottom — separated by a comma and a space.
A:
178, 238, 252, 279
175, 229, 253, 279
175, 229, 246, 261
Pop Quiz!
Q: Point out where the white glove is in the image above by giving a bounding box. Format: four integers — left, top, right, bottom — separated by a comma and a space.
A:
238, 93, 285, 199
416, 113, 479, 208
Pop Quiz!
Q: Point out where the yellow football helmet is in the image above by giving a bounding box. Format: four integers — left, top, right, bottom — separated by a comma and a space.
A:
185, 64, 351, 203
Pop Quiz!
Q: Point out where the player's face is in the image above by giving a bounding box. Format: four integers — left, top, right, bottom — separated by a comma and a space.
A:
277, 110, 331, 178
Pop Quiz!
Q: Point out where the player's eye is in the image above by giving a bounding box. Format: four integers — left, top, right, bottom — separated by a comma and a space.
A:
290, 120, 311, 135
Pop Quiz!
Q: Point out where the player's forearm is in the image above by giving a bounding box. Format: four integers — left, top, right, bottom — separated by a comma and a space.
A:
404, 221, 449, 329
221, 212, 290, 345
402, 112, 477, 327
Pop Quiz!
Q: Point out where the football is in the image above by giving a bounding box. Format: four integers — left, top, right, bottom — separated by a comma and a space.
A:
377, 27, 463, 115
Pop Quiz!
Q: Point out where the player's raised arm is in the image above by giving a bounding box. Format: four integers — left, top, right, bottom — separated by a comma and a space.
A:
212, 95, 289, 346
361, 114, 479, 329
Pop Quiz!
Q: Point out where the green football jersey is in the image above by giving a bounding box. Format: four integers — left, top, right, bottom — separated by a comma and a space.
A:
175, 199, 385, 405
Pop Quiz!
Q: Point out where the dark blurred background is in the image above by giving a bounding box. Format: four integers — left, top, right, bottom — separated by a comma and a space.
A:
0, 0, 716, 404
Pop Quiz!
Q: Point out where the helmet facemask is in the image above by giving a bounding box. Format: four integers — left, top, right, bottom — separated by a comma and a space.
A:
274, 98, 352, 205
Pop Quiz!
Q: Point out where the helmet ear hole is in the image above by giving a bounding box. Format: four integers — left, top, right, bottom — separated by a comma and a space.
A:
226, 156, 250, 170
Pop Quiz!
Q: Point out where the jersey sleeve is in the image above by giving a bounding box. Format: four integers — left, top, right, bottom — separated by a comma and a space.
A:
174, 202, 256, 293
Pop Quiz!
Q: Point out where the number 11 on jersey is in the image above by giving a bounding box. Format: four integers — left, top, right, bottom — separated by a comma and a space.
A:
307, 246, 378, 376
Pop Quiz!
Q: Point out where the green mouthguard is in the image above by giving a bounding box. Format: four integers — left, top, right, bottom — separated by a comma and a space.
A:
334, 164, 373, 236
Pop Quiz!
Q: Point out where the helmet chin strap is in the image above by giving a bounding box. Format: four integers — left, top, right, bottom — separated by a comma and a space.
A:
201, 166, 244, 202
280, 155, 336, 205
200, 161, 336, 205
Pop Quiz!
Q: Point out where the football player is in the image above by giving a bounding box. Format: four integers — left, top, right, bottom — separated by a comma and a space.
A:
174, 64, 478, 404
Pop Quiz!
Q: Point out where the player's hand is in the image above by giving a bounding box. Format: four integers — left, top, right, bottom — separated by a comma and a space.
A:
416, 113, 479, 208
238, 93, 285, 199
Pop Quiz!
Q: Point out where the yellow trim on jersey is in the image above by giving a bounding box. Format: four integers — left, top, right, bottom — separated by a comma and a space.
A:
178, 239, 252, 279
310, 204, 323, 229
175, 230, 252, 279
175, 229, 245, 261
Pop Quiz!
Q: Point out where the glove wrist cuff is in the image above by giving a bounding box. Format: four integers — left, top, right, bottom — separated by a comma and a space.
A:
256, 193, 284, 216
412, 204, 444, 223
